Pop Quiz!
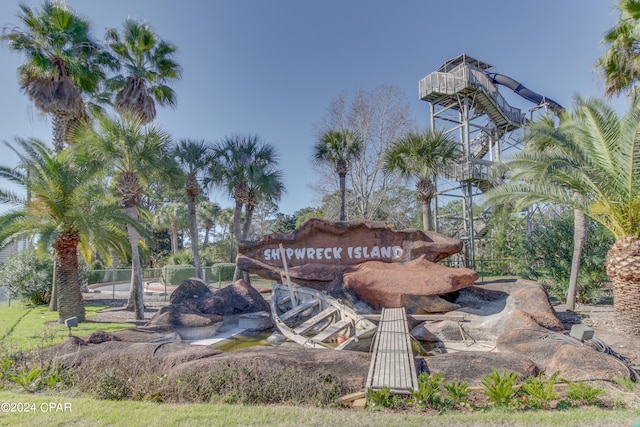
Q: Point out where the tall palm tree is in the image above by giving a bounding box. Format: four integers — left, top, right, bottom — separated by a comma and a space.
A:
0, 138, 130, 322
154, 202, 188, 255
104, 18, 181, 123
484, 96, 640, 335
198, 200, 221, 249
597, 0, 640, 97
206, 135, 284, 279
73, 112, 179, 319
172, 139, 213, 279
514, 115, 587, 311
2, 1, 114, 152
383, 129, 459, 231
312, 130, 362, 221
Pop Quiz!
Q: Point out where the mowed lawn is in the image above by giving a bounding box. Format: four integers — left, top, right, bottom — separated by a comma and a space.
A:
0, 301, 134, 351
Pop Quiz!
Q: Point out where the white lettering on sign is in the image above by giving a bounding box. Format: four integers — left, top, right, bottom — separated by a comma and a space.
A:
262, 245, 402, 263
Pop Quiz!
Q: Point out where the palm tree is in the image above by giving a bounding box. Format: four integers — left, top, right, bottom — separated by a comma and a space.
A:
0, 138, 130, 322
198, 200, 221, 249
312, 130, 362, 221
513, 115, 587, 311
172, 139, 213, 279
154, 202, 188, 255
383, 129, 459, 231
2, 1, 114, 152
104, 18, 181, 123
484, 96, 640, 335
597, 0, 640, 97
73, 112, 179, 319
206, 135, 285, 279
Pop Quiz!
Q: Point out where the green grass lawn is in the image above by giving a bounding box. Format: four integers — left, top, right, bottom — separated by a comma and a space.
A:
0, 301, 134, 352
0, 390, 638, 427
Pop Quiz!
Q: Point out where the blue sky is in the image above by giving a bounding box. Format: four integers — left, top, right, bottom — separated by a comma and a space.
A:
0, 0, 625, 215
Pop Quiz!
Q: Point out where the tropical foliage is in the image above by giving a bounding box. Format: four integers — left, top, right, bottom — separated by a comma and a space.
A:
2, 1, 115, 152
104, 18, 181, 122
598, 0, 640, 96
484, 97, 640, 334
72, 113, 179, 319
0, 138, 129, 322
384, 129, 459, 231
312, 130, 361, 221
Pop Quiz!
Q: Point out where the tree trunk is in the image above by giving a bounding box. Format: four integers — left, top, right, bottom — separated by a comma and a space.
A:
53, 232, 85, 323
338, 172, 347, 221
51, 113, 67, 154
421, 199, 433, 231
566, 209, 587, 310
606, 236, 640, 336
187, 195, 201, 279
232, 199, 244, 281
170, 228, 179, 255
125, 205, 145, 320
203, 223, 211, 249
49, 258, 58, 312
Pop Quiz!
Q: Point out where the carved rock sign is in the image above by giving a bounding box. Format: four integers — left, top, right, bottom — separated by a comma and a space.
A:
237, 219, 478, 309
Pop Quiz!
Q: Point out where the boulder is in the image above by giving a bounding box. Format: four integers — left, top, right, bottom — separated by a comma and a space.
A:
546, 344, 631, 382
87, 331, 120, 344
342, 256, 477, 309
170, 278, 213, 305
197, 279, 270, 316
145, 304, 223, 339
418, 351, 539, 385
401, 294, 460, 314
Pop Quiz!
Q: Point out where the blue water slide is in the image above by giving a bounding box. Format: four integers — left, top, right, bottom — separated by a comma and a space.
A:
487, 73, 563, 114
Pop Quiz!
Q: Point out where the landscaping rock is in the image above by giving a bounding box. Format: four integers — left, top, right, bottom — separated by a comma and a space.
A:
87, 330, 120, 344
401, 294, 460, 314
169, 278, 212, 305
146, 303, 223, 330
546, 344, 631, 381
418, 351, 539, 385
197, 279, 270, 316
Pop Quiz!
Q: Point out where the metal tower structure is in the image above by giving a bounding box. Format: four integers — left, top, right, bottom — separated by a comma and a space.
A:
419, 54, 561, 267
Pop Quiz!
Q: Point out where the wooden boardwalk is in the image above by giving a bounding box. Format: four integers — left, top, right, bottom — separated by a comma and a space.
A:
366, 307, 418, 394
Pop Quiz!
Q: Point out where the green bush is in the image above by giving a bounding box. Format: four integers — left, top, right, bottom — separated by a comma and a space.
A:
211, 263, 236, 283
566, 381, 605, 406
367, 387, 406, 410
481, 369, 520, 409
520, 371, 560, 410
412, 372, 444, 409
161, 265, 197, 286
0, 249, 53, 305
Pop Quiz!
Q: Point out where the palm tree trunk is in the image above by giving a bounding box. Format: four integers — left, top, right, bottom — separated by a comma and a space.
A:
566, 209, 587, 310
187, 195, 201, 279
232, 199, 244, 281
203, 223, 211, 249
170, 228, 178, 254
606, 236, 640, 336
421, 198, 433, 231
53, 233, 85, 323
49, 259, 58, 312
51, 113, 67, 154
124, 205, 145, 320
339, 172, 347, 221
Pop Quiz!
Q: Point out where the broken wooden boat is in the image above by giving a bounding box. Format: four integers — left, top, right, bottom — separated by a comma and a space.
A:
270, 282, 377, 351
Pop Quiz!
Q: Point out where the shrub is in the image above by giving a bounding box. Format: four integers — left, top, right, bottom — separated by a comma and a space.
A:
211, 263, 236, 283
161, 265, 197, 286
520, 371, 560, 410
444, 380, 470, 407
0, 249, 53, 305
566, 381, 605, 406
481, 369, 520, 409
412, 372, 444, 409
367, 387, 406, 410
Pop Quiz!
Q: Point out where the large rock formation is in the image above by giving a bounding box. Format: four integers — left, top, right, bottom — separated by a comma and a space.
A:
237, 219, 477, 308
197, 279, 270, 316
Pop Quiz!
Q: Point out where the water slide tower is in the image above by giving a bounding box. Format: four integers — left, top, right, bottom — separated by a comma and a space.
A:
419, 54, 562, 267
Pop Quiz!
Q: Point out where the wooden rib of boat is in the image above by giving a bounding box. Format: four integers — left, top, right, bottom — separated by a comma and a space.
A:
271, 282, 377, 351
